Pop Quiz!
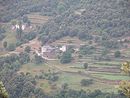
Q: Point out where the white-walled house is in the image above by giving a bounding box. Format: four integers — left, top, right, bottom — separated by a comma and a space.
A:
15, 24, 20, 29
74, 9, 86, 15
41, 45, 55, 53
11, 24, 26, 30
22, 25, 26, 30
59, 45, 67, 52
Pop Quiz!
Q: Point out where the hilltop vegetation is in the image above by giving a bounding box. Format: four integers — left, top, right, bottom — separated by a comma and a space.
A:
39, 0, 130, 44
1, 0, 130, 42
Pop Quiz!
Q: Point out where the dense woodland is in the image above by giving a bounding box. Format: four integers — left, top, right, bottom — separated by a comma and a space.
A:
0, 0, 130, 98
38, 0, 130, 45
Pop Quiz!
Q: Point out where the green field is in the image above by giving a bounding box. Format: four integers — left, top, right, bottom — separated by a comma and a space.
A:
92, 73, 130, 80
57, 73, 88, 85
19, 63, 51, 76
56, 72, 116, 92
19, 62, 119, 93
27, 13, 50, 25
3, 24, 17, 44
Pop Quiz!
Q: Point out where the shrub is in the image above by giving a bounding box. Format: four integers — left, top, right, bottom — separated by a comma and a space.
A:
7, 43, 16, 51
114, 51, 121, 58
80, 79, 93, 86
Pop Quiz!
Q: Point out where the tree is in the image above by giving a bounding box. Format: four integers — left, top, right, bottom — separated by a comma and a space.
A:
118, 81, 130, 98
19, 52, 30, 64
24, 46, 31, 53
3, 41, 7, 48
83, 63, 88, 69
89, 89, 102, 97
60, 51, 72, 64
21, 82, 35, 98
80, 45, 95, 55
0, 81, 9, 98
61, 83, 69, 90
114, 51, 121, 58
35, 55, 44, 64
118, 62, 130, 98
16, 21, 23, 40
101, 49, 109, 56
121, 62, 130, 75
23, 16, 29, 23
57, 3, 66, 14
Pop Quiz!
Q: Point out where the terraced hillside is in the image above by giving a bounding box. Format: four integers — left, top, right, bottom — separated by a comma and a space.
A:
0, 0, 130, 98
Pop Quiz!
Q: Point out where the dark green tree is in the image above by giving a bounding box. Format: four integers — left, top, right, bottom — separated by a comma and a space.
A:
3, 41, 7, 48
80, 79, 93, 86
60, 51, 72, 64
16, 21, 23, 40
83, 63, 88, 69
19, 52, 30, 64
34, 55, 44, 64
114, 51, 121, 58
24, 46, 31, 53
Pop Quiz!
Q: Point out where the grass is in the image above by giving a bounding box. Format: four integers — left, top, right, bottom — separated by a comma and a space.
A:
17, 44, 129, 93
56, 72, 116, 92
37, 79, 52, 93
19, 63, 50, 76
47, 60, 85, 73
27, 13, 50, 24
57, 72, 90, 90
41, 82, 49, 88
93, 62, 120, 67
57, 73, 87, 85
3, 32, 16, 44
19, 62, 120, 93
0, 51, 8, 56
92, 73, 130, 80
50, 36, 87, 46
19, 62, 58, 93
2, 23, 17, 44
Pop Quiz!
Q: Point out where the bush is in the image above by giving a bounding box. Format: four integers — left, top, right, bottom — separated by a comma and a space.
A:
7, 43, 16, 51
83, 63, 88, 69
0, 34, 5, 41
24, 46, 31, 53
80, 79, 93, 86
114, 51, 121, 58
24, 32, 36, 41
16, 41, 23, 46
60, 51, 72, 64
35, 55, 44, 64
3, 41, 7, 48
80, 45, 95, 55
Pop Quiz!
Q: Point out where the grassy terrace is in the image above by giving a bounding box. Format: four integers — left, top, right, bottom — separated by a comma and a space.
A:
18, 62, 121, 93
19, 63, 50, 76
3, 24, 16, 44
27, 13, 50, 24
56, 72, 116, 92
92, 73, 130, 80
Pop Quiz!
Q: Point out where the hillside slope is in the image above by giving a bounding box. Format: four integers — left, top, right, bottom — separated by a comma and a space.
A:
39, 0, 130, 44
